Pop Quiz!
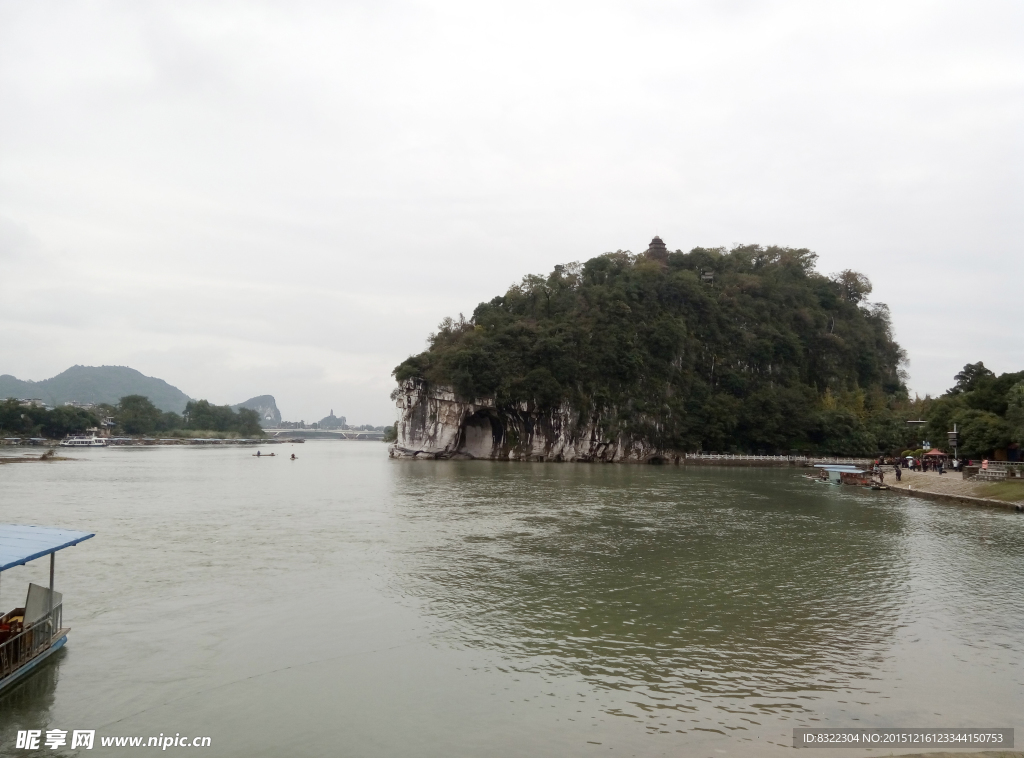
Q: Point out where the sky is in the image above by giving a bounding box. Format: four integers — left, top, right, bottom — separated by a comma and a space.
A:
1, 0, 1021, 424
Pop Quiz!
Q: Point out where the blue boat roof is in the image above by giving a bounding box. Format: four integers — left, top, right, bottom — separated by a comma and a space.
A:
0, 525, 95, 572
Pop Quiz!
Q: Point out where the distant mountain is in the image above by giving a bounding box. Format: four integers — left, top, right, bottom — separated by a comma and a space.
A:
0, 365, 192, 413
231, 395, 281, 427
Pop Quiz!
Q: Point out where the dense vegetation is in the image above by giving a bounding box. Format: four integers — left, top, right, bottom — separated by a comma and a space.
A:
180, 399, 263, 436
395, 244, 920, 455
0, 399, 100, 439
921, 363, 1024, 458
0, 394, 263, 439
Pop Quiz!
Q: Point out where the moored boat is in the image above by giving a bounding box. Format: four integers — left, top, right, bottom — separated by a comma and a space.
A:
59, 434, 108, 447
0, 525, 95, 694
812, 464, 873, 486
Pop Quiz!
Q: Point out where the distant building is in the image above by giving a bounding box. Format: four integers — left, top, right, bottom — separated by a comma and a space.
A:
318, 410, 347, 430
99, 416, 115, 437
645, 236, 668, 261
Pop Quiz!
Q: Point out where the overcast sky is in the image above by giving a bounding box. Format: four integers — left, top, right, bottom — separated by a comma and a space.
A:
1, 0, 1021, 424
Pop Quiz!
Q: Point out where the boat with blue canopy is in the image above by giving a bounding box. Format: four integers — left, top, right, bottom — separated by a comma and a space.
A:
0, 524, 94, 694
811, 464, 872, 485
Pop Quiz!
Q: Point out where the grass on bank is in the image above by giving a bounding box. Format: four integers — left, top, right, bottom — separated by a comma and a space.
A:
977, 479, 1024, 503
139, 429, 265, 439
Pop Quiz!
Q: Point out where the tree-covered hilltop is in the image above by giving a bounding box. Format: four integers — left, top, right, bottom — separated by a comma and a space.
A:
394, 243, 915, 455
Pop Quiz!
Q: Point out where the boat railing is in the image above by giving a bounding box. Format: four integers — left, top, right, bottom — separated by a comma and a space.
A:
0, 603, 63, 681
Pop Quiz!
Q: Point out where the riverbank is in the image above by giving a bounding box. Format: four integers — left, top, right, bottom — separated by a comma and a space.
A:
893, 753, 1022, 758
0, 452, 71, 464
887, 469, 1024, 511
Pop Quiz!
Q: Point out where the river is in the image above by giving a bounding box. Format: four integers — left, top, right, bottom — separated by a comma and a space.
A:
1, 442, 1021, 756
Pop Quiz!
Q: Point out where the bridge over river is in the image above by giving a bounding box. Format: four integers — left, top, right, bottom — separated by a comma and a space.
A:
264, 428, 385, 441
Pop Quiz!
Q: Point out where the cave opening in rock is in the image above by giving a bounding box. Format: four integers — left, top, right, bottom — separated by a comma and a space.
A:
457, 411, 504, 459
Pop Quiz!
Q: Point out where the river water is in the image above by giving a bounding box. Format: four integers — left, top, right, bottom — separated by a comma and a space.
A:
0, 443, 1021, 757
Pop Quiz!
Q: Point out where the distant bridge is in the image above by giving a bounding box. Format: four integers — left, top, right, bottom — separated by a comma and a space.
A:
264, 428, 385, 441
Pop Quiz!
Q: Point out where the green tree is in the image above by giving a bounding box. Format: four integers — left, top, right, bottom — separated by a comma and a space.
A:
0, 398, 41, 436
831, 269, 873, 304
41, 406, 100, 438
183, 400, 263, 436
0, 399, 99, 439
234, 408, 263, 437
949, 362, 995, 395
926, 364, 1024, 456
157, 411, 183, 432
116, 395, 162, 434
953, 409, 1010, 458
1004, 381, 1024, 445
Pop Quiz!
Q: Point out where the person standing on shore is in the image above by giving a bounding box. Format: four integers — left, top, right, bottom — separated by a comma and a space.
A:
894, 464, 902, 481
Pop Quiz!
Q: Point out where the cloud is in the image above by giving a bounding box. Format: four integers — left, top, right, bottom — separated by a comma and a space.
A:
1, 0, 1021, 419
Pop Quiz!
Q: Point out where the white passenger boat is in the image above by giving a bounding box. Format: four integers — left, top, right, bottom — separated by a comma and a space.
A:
59, 434, 108, 447
0, 524, 95, 694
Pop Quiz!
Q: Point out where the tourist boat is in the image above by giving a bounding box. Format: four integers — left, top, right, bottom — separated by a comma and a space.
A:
812, 464, 872, 486
0, 524, 95, 694
59, 434, 108, 447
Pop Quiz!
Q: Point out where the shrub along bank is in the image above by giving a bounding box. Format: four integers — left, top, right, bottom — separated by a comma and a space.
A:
1, 394, 264, 439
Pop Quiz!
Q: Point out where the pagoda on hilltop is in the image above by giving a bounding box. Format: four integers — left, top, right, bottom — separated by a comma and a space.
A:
645, 235, 668, 261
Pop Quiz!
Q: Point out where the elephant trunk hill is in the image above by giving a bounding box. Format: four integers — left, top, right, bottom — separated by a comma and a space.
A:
391, 240, 910, 461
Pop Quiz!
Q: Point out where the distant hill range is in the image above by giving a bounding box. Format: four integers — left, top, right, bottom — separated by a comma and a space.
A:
1, 365, 281, 423
0, 365, 192, 413
231, 395, 282, 427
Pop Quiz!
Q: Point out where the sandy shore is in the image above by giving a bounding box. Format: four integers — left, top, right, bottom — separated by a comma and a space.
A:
885, 469, 1024, 510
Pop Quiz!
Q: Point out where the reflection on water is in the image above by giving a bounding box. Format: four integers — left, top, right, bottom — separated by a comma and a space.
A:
0, 445, 1021, 757
388, 465, 907, 713
388, 462, 1023, 731
0, 650, 63, 748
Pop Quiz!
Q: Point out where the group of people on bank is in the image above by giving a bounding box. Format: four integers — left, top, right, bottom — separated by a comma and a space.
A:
869, 454, 993, 485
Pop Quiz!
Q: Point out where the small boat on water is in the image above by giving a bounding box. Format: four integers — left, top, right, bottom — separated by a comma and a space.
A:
810, 464, 873, 486
59, 434, 107, 447
0, 524, 95, 694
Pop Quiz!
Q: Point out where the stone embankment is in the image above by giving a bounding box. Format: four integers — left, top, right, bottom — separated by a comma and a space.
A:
887, 469, 1024, 511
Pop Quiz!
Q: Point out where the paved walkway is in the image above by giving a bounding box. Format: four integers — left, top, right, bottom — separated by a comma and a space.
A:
885, 468, 1024, 507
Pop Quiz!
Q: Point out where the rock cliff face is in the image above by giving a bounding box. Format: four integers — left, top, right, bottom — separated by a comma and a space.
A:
231, 395, 282, 427
389, 379, 681, 463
